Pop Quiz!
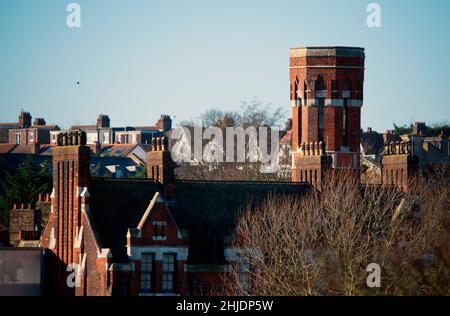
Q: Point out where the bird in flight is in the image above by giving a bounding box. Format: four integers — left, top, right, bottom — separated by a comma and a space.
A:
76, 81, 80, 85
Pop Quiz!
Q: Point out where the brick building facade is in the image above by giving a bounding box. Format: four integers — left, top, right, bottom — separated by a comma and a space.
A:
289, 47, 365, 188
34, 130, 308, 296
12, 46, 371, 296
5, 111, 60, 149
381, 123, 450, 191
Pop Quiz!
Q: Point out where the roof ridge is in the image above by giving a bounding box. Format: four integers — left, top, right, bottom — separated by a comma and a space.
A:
175, 179, 309, 186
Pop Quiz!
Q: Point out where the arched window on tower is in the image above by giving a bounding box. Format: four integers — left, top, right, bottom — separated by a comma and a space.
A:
315, 76, 326, 141
303, 81, 308, 104
342, 79, 351, 148
331, 80, 339, 99
295, 77, 300, 106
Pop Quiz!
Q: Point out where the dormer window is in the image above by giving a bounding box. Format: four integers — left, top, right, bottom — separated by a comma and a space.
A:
152, 221, 167, 241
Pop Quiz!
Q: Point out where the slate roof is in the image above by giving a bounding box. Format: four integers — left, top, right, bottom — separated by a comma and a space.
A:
171, 180, 310, 264
87, 178, 309, 265
89, 177, 161, 262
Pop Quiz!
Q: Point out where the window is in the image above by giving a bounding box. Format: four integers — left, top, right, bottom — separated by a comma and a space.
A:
141, 253, 154, 292
317, 98, 325, 141
152, 221, 167, 241
15, 133, 21, 144
162, 254, 176, 292
342, 98, 349, 147
28, 132, 34, 142
103, 132, 110, 144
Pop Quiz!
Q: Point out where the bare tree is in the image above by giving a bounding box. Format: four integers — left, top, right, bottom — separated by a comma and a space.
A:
224, 173, 450, 296
175, 99, 290, 181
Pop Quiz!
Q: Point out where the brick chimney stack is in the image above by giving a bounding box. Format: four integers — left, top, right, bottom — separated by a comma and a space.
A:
33, 118, 46, 126
19, 111, 32, 128
156, 115, 172, 132
96, 114, 110, 128
41, 131, 91, 266
412, 122, 427, 136
147, 136, 174, 197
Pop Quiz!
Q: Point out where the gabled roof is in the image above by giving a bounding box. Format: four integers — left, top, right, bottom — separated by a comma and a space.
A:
136, 192, 184, 238
86, 177, 309, 265
88, 177, 161, 262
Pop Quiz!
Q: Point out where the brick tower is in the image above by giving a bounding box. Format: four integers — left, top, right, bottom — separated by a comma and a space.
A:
290, 47, 365, 187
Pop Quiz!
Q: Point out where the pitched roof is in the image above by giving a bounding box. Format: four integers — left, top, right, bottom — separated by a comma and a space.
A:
0, 123, 19, 128
0, 144, 17, 154
133, 126, 159, 131
86, 178, 309, 265
88, 177, 161, 262
171, 180, 309, 264
97, 144, 138, 157
70, 125, 97, 130
280, 129, 292, 145
31, 125, 60, 130
10, 145, 35, 155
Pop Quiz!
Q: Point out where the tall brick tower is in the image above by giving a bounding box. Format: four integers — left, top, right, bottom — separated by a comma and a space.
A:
290, 47, 365, 187
40, 131, 91, 294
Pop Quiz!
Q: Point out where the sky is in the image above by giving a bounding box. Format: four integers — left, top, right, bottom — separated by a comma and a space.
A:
0, 0, 449, 131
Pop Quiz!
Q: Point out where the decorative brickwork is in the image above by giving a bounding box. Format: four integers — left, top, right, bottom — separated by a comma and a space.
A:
290, 47, 365, 187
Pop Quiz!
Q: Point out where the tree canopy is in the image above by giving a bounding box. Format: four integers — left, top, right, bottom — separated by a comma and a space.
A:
0, 156, 52, 225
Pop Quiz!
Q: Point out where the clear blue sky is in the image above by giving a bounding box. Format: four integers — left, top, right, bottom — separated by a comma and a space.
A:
0, 0, 449, 131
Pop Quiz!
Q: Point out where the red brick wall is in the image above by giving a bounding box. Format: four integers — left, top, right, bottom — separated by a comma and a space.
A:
292, 106, 301, 150
290, 48, 365, 184
347, 106, 361, 152
301, 106, 318, 144
128, 199, 189, 295
381, 154, 419, 191
324, 106, 342, 151
40, 139, 111, 296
